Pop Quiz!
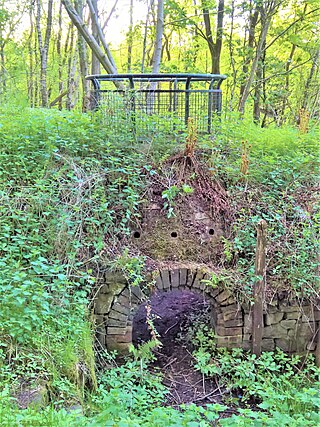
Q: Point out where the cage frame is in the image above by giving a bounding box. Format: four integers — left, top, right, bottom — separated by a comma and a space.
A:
86, 73, 227, 134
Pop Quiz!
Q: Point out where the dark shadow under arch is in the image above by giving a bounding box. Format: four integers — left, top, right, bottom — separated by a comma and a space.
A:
132, 289, 213, 353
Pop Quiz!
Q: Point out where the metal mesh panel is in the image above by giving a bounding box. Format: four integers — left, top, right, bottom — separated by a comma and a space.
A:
87, 74, 226, 135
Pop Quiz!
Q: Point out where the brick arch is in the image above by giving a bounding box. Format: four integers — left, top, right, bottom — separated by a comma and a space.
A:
94, 267, 247, 353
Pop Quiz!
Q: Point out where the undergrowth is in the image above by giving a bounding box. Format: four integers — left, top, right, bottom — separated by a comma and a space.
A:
0, 105, 319, 424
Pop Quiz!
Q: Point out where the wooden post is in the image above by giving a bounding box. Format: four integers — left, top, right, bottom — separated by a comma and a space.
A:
252, 219, 267, 356
315, 325, 320, 368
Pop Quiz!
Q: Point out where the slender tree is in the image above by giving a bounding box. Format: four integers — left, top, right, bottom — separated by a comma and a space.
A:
201, 0, 224, 74
35, 0, 53, 107
152, 0, 164, 74
238, 0, 281, 114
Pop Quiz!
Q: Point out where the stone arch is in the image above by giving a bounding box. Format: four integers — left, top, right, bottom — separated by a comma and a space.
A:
94, 267, 247, 353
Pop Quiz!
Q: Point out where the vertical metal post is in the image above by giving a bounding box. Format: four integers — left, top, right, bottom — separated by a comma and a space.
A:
173, 78, 178, 113
129, 76, 136, 133
185, 77, 191, 126
91, 78, 101, 111
252, 219, 267, 357
207, 79, 215, 133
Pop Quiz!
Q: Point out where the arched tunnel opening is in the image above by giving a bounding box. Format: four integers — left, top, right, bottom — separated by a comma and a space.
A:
132, 289, 212, 355
132, 289, 218, 405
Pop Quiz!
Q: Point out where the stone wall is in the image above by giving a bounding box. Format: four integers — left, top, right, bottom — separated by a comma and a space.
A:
93, 267, 320, 356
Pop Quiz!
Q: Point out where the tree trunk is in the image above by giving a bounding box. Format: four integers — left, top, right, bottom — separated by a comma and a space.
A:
57, 1, 63, 110
90, 0, 101, 75
62, 0, 119, 81
302, 48, 320, 111
202, 0, 224, 74
66, 26, 76, 110
152, 0, 164, 74
127, 0, 134, 72
27, 8, 35, 107
213, 0, 224, 74
75, 0, 91, 111
86, 0, 118, 71
36, 0, 54, 108
238, 1, 280, 114
202, 6, 215, 73
279, 44, 296, 123
239, 7, 259, 99
228, 0, 237, 109
141, 0, 154, 73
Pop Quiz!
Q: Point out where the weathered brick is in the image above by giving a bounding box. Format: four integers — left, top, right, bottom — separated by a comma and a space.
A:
216, 290, 231, 304
154, 273, 163, 290
216, 326, 242, 336
208, 286, 221, 299
261, 339, 275, 352
161, 270, 171, 290
106, 338, 130, 353
107, 327, 127, 335
179, 268, 188, 286
217, 314, 243, 328
112, 302, 130, 315
285, 312, 301, 320
107, 318, 127, 327
186, 270, 196, 287
265, 312, 284, 325
221, 304, 242, 321
104, 271, 127, 284
170, 269, 180, 288
98, 284, 112, 294
279, 304, 301, 313
280, 319, 297, 329
116, 294, 130, 307
130, 286, 145, 302
192, 271, 205, 289
110, 329, 133, 343
275, 337, 296, 353
220, 296, 236, 306
108, 310, 128, 322
263, 324, 287, 339
216, 335, 242, 348
94, 294, 114, 314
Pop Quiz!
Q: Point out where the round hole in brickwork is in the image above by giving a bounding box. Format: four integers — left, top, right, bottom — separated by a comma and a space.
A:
133, 231, 141, 239
171, 231, 178, 238
208, 228, 215, 235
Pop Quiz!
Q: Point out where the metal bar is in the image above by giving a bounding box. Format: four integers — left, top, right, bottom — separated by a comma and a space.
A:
129, 76, 136, 132
207, 80, 215, 133
86, 73, 227, 82
185, 77, 191, 126
173, 79, 178, 113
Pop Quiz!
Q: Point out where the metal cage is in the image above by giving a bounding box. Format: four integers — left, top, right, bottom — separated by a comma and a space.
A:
86, 73, 227, 134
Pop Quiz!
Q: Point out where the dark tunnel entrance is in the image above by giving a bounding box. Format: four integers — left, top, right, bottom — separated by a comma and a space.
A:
132, 289, 220, 405
132, 289, 212, 354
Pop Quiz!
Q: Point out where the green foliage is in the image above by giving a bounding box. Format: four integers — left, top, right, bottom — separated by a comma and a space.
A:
193, 345, 320, 426
0, 106, 145, 401
162, 184, 194, 218
0, 104, 319, 426
111, 249, 146, 287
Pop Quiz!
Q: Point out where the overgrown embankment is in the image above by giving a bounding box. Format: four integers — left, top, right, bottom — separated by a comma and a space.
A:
0, 106, 319, 425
